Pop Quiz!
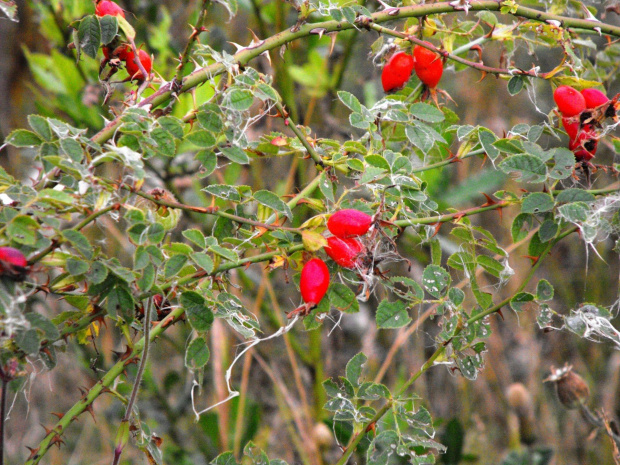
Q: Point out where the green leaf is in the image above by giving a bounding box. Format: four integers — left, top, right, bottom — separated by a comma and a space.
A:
66, 258, 89, 276
5, 129, 43, 147
521, 192, 554, 214
181, 291, 214, 332
185, 130, 216, 148
338, 91, 362, 113
17, 329, 40, 355
220, 146, 250, 164
224, 89, 254, 111
510, 292, 535, 312
183, 229, 206, 249
376, 299, 411, 329
253, 190, 292, 219
203, 184, 241, 202
536, 279, 554, 301
558, 202, 589, 223
549, 148, 575, 180
499, 154, 547, 183
185, 337, 210, 369
191, 252, 214, 273
164, 254, 188, 278
410, 102, 445, 123
62, 230, 94, 259
60, 137, 85, 162
98, 14, 118, 45
507, 75, 525, 95
538, 220, 559, 243
478, 128, 499, 160
422, 265, 451, 298
8, 215, 39, 246
406, 124, 434, 153
137, 262, 155, 292
328, 283, 359, 313
107, 285, 135, 322
345, 352, 367, 388
77, 15, 101, 58
556, 188, 595, 204
28, 115, 52, 141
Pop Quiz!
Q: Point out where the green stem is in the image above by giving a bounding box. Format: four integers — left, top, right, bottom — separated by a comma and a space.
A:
175, 0, 211, 84
90, 1, 620, 146
273, 101, 325, 168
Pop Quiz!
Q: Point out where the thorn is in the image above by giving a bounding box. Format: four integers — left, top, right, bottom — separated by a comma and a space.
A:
84, 404, 97, 423
497, 309, 504, 320
523, 255, 539, 265
40, 424, 54, 436
50, 434, 65, 449
430, 222, 443, 237
50, 412, 64, 420
25, 446, 40, 460
365, 422, 377, 434
480, 192, 497, 207
447, 151, 462, 163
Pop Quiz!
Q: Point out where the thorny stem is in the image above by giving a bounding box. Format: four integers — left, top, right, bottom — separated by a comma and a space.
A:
111, 296, 153, 465
90, 1, 620, 147
175, 0, 211, 85
335, 228, 573, 465
27, 203, 121, 265
368, 23, 554, 79
273, 100, 325, 168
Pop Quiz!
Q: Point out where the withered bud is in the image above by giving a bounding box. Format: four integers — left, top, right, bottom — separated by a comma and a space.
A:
134, 188, 181, 231
544, 364, 590, 410
507, 383, 536, 445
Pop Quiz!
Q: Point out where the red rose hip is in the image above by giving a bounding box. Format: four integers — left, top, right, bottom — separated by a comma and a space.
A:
325, 236, 364, 269
327, 209, 373, 238
554, 86, 586, 117
124, 49, 152, 82
381, 52, 415, 92
95, 0, 125, 18
413, 43, 443, 88
0, 246, 29, 281
300, 258, 330, 306
569, 125, 597, 161
581, 88, 608, 109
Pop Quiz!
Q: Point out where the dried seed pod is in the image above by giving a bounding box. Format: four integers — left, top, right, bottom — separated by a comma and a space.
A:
544, 364, 590, 410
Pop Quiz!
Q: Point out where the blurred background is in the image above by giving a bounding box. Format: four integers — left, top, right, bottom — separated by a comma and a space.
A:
1, 0, 619, 464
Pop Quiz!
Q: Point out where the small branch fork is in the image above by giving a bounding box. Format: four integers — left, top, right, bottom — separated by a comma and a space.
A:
273, 101, 325, 168
174, 0, 211, 86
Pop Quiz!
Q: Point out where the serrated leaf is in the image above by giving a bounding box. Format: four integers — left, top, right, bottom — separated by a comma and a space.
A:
536, 279, 554, 301
164, 254, 188, 278
183, 229, 206, 249
77, 15, 101, 58
410, 102, 445, 123
181, 291, 214, 332
510, 292, 535, 312
224, 89, 254, 111
521, 192, 554, 214
507, 75, 525, 95
338, 91, 362, 113
8, 215, 39, 246
422, 265, 451, 298
345, 352, 367, 388
254, 190, 292, 219
499, 154, 547, 183
328, 283, 359, 313
5, 129, 43, 147
220, 146, 249, 164
376, 299, 411, 329
28, 115, 52, 141
186, 130, 216, 148
99, 14, 118, 44
478, 128, 499, 160
62, 230, 94, 259
185, 337, 210, 369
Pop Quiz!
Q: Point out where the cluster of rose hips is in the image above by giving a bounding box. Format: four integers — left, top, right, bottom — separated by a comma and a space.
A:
0, 246, 29, 281
292, 209, 373, 318
381, 42, 443, 93
553, 85, 612, 162
95, 0, 152, 82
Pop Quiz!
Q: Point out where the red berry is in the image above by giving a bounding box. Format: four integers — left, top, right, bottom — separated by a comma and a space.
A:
327, 209, 373, 238
569, 124, 597, 161
95, 0, 125, 18
580, 88, 608, 109
561, 117, 579, 141
0, 246, 29, 281
124, 49, 152, 81
325, 236, 364, 269
381, 52, 415, 93
553, 86, 585, 117
413, 43, 443, 88
300, 258, 330, 306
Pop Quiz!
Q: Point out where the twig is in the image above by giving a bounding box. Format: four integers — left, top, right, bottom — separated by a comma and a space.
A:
175, 0, 211, 85
273, 101, 325, 168
111, 296, 153, 465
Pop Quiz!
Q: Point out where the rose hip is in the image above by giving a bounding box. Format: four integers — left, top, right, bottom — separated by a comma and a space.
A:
123, 49, 152, 82
95, 0, 125, 18
569, 125, 597, 161
413, 43, 443, 88
0, 246, 29, 281
581, 88, 608, 109
381, 52, 415, 93
327, 209, 373, 238
300, 258, 330, 306
554, 86, 586, 117
325, 236, 364, 269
